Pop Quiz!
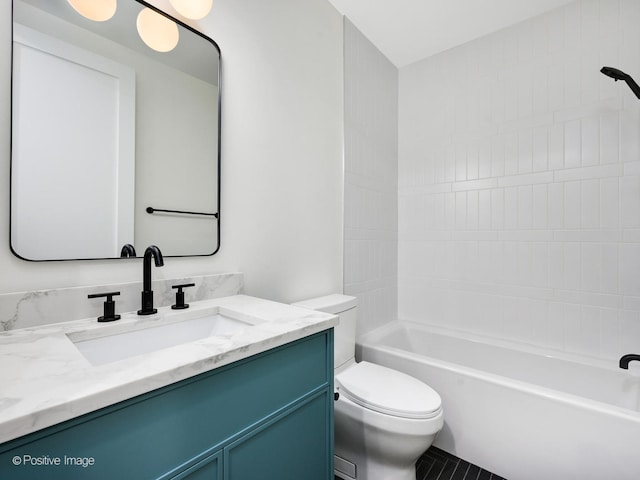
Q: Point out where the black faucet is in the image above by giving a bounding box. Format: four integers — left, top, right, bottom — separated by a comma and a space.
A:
619, 354, 640, 369
120, 243, 137, 258
138, 245, 164, 315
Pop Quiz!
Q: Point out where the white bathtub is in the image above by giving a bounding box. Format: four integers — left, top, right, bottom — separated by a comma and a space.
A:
357, 321, 640, 480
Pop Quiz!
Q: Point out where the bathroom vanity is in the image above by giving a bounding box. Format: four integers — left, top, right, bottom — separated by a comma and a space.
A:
0, 295, 337, 479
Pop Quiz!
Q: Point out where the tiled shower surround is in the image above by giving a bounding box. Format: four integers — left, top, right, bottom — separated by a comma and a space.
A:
344, 19, 399, 336
398, 0, 640, 361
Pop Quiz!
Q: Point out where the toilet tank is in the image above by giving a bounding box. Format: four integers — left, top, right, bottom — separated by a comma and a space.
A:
292, 294, 357, 370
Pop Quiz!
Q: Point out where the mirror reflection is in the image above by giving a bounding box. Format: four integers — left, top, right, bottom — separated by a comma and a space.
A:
11, 0, 221, 261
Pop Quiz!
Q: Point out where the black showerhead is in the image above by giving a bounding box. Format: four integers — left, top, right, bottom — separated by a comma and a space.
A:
601, 66, 640, 99
601, 66, 628, 81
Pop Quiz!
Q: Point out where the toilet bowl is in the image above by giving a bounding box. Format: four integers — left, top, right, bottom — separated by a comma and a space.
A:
292, 295, 443, 480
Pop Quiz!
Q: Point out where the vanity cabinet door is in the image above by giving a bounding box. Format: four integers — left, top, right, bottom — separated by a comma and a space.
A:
225, 391, 332, 480
169, 451, 222, 480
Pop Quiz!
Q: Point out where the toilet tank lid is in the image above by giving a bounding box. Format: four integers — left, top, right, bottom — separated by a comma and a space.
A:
292, 294, 357, 314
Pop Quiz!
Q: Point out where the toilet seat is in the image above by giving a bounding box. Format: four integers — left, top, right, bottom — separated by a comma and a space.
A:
335, 362, 442, 420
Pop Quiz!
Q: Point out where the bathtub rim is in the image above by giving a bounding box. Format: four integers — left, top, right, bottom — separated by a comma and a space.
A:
357, 320, 640, 423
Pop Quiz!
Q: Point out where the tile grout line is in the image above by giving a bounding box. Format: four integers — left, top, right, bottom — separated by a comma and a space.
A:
421, 459, 437, 480
448, 460, 465, 480
432, 459, 447, 480
460, 463, 472, 480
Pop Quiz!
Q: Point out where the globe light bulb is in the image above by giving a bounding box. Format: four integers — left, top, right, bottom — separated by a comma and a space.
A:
169, 0, 213, 20
67, 0, 117, 22
137, 8, 179, 53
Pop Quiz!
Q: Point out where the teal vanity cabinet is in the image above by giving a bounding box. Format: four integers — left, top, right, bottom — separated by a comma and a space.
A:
0, 330, 334, 480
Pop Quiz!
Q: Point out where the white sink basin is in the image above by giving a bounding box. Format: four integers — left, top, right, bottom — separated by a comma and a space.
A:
70, 313, 249, 366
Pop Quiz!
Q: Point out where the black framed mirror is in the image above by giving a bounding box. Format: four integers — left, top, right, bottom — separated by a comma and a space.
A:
10, 0, 221, 260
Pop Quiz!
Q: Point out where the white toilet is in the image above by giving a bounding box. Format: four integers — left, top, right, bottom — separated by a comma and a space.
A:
293, 295, 443, 480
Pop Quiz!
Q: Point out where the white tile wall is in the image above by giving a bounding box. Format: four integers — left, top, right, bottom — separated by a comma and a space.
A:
344, 19, 399, 335
398, 0, 640, 361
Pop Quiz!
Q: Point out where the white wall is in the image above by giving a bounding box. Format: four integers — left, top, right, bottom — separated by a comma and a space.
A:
0, 0, 343, 305
399, 0, 640, 361
344, 19, 398, 336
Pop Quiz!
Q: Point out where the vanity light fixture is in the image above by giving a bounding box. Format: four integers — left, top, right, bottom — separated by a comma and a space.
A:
67, 0, 117, 22
136, 7, 179, 53
169, 0, 213, 20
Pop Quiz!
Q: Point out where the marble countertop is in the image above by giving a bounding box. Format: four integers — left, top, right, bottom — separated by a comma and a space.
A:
0, 294, 337, 445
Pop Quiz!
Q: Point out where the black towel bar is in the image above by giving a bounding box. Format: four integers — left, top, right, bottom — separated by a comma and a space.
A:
146, 207, 218, 218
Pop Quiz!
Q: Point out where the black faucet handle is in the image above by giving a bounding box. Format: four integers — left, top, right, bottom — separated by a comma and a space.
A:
88, 291, 121, 322
171, 283, 196, 310
619, 353, 640, 369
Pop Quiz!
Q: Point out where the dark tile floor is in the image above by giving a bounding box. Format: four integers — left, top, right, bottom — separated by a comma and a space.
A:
334, 446, 506, 480
416, 447, 507, 480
